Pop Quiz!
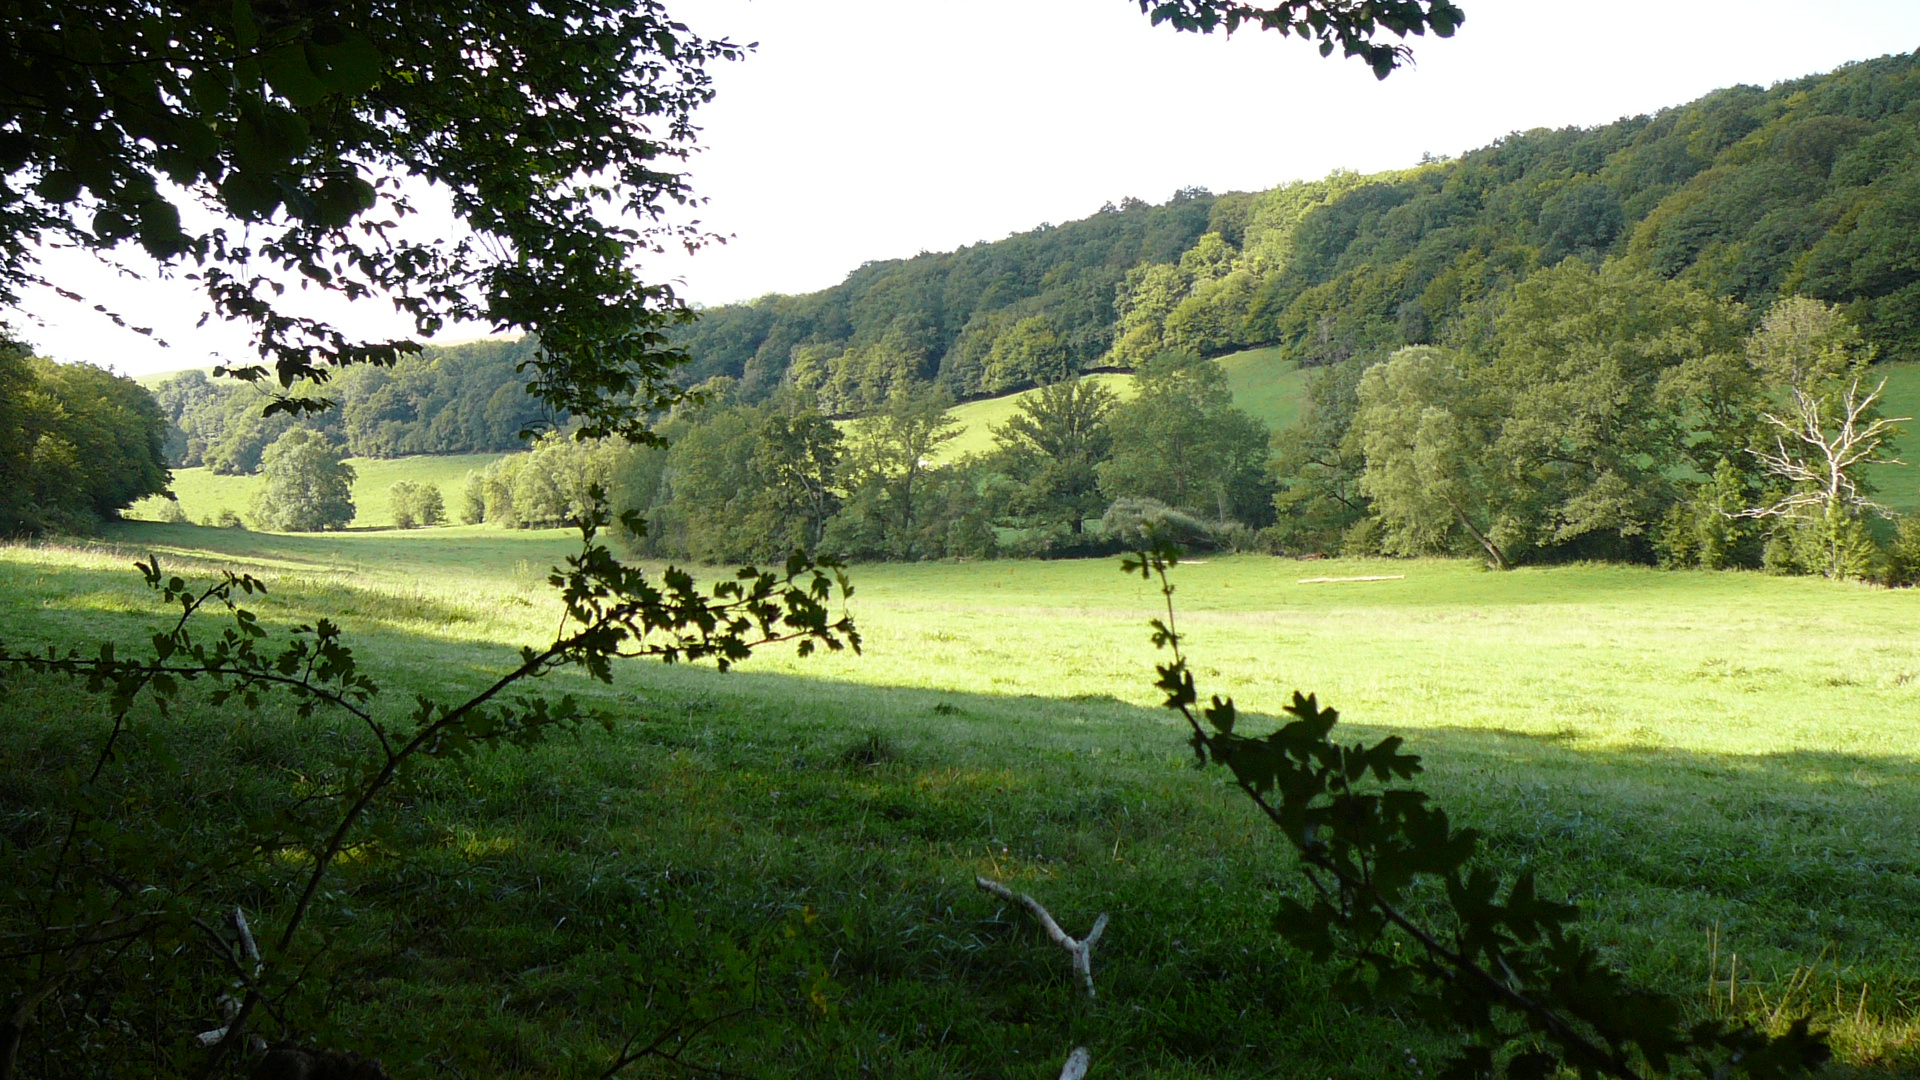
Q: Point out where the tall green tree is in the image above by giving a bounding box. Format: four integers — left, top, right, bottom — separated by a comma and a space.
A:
248, 428, 356, 531
1477, 261, 1748, 555
836, 386, 964, 560
990, 377, 1117, 536
1269, 354, 1371, 550
1099, 352, 1272, 524
0, 348, 171, 534
748, 407, 845, 554
1354, 345, 1515, 567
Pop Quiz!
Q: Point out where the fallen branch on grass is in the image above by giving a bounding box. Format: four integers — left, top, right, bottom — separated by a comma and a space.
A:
974, 876, 1107, 1001
974, 877, 1104, 1080
1297, 575, 1405, 584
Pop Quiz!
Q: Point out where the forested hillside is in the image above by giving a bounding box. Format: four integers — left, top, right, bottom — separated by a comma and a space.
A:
151, 51, 1920, 459
135, 52, 1920, 581
150, 336, 547, 473
676, 51, 1920, 400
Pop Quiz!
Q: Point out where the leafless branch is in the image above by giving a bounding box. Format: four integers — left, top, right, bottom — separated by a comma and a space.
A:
1740, 377, 1909, 522
975, 876, 1107, 1001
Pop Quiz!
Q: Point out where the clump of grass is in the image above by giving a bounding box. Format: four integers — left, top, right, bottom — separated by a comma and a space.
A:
840, 730, 902, 768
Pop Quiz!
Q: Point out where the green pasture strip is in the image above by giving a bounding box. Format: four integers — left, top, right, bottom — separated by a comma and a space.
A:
1213, 345, 1304, 432
1864, 360, 1920, 518
933, 348, 1307, 465
128, 451, 513, 528
5, 529, 1920, 1074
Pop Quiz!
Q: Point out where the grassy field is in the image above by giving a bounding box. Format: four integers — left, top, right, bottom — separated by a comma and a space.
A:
1214, 346, 1304, 432
933, 348, 1306, 464
127, 451, 508, 528
1864, 361, 1920, 518
3, 522, 1918, 1077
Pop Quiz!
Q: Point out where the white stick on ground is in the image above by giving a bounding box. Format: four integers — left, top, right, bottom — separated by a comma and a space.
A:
975, 876, 1108, 1001
196, 908, 266, 1049
232, 907, 261, 972
1058, 1045, 1091, 1080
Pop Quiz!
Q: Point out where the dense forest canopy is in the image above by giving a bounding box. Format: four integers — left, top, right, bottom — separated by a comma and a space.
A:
671, 50, 1920, 405
0, 345, 169, 533
150, 336, 548, 473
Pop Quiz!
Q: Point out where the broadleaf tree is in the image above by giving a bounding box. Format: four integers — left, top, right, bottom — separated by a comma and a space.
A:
1, 0, 747, 435
1099, 351, 1273, 525
247, 427, 356, 531
990, 376, 1118, 537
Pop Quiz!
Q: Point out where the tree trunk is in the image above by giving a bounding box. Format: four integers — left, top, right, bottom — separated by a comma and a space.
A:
1450, 502, 1509, 570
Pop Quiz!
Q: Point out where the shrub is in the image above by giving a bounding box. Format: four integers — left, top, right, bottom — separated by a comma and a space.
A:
1762, 510, 1884, 581
388, 481, 446, 529
1099, 496, 1215, 549
1886, 517, 1920, 586
459, 471, 486, 524
1338, 515, 1383, 557
389, 480, 422, 528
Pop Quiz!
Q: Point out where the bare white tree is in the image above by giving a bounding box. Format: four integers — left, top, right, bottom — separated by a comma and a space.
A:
1740, 376, 1910, 577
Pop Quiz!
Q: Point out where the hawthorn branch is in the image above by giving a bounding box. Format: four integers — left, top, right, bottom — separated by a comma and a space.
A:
1140, 550, 1649, 1080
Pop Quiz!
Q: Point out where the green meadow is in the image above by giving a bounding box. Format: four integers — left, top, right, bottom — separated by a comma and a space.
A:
1865, 362, 1920, 518
3, 521, 1919, 1077
934, 347, 1303, 465
126, 451, 507, 528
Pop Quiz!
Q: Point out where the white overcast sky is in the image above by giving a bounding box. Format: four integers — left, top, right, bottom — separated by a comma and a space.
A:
13, 0, 1920, 376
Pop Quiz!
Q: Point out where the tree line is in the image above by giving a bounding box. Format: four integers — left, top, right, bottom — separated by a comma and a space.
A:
1285, 267, 1920, 580
149, 336, 549, 473
458, 353, 1274, 564
454, 281, 1917, 585
138, 50, 1920, 546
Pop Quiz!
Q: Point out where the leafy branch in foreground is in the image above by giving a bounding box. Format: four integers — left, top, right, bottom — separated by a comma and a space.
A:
0, 503, 856, 1078
1124, 543, 1829, 1080
1135, 0, 1465, 78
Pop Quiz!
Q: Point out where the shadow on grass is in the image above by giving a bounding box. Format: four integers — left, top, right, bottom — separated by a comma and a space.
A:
5, 549, 1919, 1076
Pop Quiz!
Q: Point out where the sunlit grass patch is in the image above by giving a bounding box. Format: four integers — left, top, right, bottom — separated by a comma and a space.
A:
5, 526, 1920, 1075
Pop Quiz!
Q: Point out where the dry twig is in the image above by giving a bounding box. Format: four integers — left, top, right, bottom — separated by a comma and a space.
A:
975, 876, 1108, 1001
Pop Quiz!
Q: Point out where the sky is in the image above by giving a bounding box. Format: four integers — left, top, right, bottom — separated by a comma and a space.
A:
13, 0, 1920, 377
